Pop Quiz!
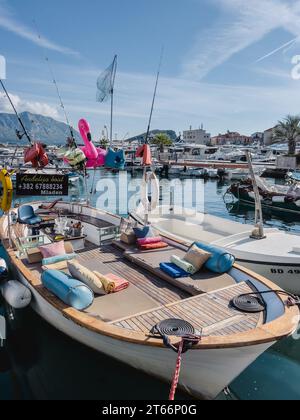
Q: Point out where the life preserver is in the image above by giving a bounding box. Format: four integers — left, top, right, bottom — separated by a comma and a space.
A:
0, 169, 13, 212
140, 171, 159, 213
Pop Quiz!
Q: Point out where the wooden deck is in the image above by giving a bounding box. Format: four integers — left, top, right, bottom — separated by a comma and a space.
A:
111, 282, 262, 336
19, 242, 263, 336
77, 244, 189, 305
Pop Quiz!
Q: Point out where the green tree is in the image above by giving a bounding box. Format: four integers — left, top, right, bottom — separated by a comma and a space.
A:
151, 133, 172, 152
99, 137, 109, 150
272, 115, 300, 155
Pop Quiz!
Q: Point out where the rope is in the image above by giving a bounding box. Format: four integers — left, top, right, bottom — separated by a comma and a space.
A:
169, 339, 184, 401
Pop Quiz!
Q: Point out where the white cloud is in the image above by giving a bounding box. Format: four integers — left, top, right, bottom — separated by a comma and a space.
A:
183, 0, 300, 79
0, 91, 59, 118
0, 0, 79, 56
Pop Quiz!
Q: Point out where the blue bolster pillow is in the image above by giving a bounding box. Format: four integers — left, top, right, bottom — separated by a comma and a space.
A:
194, 242, 235, 274
41, 270, 94, 310
42, 253, 77, 267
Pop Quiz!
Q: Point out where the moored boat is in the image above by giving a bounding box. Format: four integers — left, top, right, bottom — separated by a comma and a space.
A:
227, 177, 300, 216
0, 200, 298, 399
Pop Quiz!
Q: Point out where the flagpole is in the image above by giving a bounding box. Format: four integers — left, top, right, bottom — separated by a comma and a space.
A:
110, 55, 117, 147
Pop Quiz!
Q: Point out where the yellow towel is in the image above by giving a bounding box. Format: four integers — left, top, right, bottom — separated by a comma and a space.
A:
94, 272, 115, 294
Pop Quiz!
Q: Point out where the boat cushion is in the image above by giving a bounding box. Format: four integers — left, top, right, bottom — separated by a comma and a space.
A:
26, 216, 43, 226
42, 253, 76, 267
39, 241, 66, 259
27, 242, 74, 264
18, 205, 42, 226
137, 237, 162, 246
124, 247, 235, 295
68, 260, 106, 295
139, 242, 169, 250
41, 270, 94, 310
84, 284, 160, 322
194, 242, 235, 274
133, 226, 153, 239
184, 245, 211, 271
171, 255, 197, 275
160, 262, 189, 278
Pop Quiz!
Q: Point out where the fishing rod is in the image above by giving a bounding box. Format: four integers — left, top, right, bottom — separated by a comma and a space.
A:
144, 47, 164, 145
0, 79, 32, 145
33, 20, 77, 146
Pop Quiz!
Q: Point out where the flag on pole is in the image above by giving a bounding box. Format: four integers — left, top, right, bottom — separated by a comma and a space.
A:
96, 55, 117, 103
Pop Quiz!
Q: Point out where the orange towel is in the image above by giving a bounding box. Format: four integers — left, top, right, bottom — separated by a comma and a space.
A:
106, 273, 129, 293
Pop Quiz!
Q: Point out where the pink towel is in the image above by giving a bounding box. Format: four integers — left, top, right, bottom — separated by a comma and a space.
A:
137, 237, 162, 246
106, 273, 129, 293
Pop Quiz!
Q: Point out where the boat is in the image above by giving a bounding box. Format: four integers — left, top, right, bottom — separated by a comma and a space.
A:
142, 205, 300, 294
227, 177, 300, 215
0, 200, 298, 399
226, 167, 264, 181
287, 171, 300, 183
207, 168, 219, 179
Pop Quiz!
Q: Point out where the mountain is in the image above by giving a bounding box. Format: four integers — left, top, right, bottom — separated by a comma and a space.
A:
0, 112, 81, 145
127, 130, 178, 143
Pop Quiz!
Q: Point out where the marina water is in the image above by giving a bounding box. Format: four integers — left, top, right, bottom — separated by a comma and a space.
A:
1, 171, 300, 400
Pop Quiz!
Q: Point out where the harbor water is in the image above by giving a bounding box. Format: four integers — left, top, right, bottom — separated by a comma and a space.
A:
1, 171, 300, 400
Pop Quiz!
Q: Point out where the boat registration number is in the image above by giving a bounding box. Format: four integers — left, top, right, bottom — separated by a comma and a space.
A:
271, 269, 300, 275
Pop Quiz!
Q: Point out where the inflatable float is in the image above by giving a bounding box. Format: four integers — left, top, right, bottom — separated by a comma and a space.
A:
78, 119, 107, 168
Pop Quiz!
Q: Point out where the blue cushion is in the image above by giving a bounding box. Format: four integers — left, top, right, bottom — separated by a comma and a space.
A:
194, 242, 235, 274
105, 149, 125, 170
41, 270, 94, 310
42, 253, 77, 267
133, 226, 154, 239
159, 262, 189, 278
26, 216, 42, 226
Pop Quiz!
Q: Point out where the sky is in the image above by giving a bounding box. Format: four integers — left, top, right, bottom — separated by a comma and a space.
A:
1, 0, 300, 139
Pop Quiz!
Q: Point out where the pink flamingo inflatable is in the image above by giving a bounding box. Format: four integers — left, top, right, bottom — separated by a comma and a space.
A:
78, 118, 106, 168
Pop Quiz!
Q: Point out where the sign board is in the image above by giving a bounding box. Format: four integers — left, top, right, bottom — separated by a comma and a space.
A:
16, 173, 69, 197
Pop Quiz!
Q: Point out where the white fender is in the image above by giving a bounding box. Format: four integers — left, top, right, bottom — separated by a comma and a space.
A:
140, 171, 159, 213
1, 281, 32, 309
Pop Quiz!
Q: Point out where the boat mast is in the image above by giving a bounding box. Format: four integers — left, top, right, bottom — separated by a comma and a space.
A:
246, 151, 266, 240
143, 47, 164, 225
110, 55, 117, 148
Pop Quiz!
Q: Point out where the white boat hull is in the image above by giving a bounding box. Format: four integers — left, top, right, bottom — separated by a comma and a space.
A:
236, 260, 300, 295
14, 268, 273, 400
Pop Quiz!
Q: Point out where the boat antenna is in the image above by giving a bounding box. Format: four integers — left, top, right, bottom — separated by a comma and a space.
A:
0, 79, 32, 145
144, 47, 164, 145
33, 20, 77, 146
246, 150, 266, 240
